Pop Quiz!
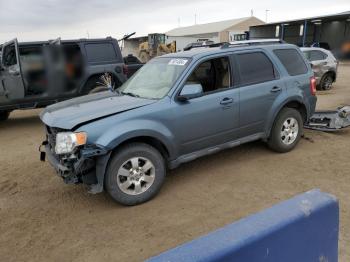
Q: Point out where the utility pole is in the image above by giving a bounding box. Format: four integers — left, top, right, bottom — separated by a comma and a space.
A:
265, 9, 270, 23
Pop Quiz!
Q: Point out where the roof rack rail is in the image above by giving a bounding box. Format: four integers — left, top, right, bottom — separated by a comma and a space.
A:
186, 39, 286, 51
221, 39, 286, 49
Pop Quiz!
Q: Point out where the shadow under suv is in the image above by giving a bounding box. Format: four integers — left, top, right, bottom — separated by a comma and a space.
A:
40, 41, 317, 206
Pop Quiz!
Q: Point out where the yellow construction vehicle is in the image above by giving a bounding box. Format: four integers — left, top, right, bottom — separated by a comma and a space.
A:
138, 33, 176, 63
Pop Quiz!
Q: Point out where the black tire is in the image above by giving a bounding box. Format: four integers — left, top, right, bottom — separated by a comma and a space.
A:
267, 108, 303, 153
0, 111, 10, 121
88, 86, 110, 94
319, 73, 334, 91
105, 143, 166, 206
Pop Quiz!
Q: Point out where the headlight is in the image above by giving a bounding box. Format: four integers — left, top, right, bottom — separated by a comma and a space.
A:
55, 132, 87, 155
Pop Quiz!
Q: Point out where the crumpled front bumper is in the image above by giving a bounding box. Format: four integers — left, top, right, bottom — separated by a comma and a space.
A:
305, 106, 350, 131
40, 141, 111, 193
43, 143, 71, 176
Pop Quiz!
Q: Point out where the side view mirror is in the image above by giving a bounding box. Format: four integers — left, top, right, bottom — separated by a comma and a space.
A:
177, 83, 203, 102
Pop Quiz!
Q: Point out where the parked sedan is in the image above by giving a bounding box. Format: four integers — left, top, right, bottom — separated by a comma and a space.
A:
301, 47, 338, 90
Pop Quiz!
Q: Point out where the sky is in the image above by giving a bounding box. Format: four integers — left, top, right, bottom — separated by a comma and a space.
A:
0, 0, 349, 43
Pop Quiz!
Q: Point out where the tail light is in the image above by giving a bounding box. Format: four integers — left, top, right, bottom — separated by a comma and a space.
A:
310, 76, 317, 96
123, 65, 128, 76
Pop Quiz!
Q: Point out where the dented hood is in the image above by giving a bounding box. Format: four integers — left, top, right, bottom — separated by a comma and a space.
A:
40, 92, 155, 130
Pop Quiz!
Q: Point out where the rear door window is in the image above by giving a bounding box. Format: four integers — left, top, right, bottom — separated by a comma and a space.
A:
309, 50, 327, 61
274, 49, 308, 76
84, 43, 117, 63
236, 52, 276, 86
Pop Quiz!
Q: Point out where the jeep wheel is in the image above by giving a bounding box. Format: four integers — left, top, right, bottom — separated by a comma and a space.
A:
0, 111, 10, 121
267, 108, 303, 153
320, 73, 334, 90
105, 143, 166, 206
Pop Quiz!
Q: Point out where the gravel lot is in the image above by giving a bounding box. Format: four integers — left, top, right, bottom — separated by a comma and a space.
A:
1, 64, 350, 262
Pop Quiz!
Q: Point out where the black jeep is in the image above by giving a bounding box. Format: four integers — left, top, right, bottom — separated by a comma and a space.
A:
0, 37, 127, 121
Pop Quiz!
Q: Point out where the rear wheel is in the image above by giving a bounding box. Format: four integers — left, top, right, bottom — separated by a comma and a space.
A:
105, 143, 166, 206
84, 73, 115, 94
267, 108, 303, 153
0, 111, 10, 121
319, 73, 334, 90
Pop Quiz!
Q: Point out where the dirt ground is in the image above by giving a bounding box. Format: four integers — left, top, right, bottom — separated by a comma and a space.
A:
1, 65, 350, 262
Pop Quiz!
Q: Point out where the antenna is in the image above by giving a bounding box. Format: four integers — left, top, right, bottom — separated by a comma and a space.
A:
265, 9, 270, 23
251, 9, 254, 17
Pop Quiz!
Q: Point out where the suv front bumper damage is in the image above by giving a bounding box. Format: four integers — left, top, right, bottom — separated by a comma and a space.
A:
40, 142, 111, 194
304, 106, 350, 131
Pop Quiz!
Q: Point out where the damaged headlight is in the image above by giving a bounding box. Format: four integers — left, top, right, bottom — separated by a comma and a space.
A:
55, 132, 87, 155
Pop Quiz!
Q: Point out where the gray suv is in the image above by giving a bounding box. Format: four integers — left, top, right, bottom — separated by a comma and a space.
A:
40, 41, 317, 206
301, 47, 338, 90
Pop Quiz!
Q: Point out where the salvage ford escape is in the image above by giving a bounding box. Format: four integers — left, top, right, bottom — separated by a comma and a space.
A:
40, 40, 317, 206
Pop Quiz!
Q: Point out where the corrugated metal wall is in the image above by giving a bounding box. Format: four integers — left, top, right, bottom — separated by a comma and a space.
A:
250, 18, 350, 50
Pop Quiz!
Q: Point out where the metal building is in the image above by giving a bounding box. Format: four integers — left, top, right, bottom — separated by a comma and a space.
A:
250, 11, 350, 52
166, 16, 264, 51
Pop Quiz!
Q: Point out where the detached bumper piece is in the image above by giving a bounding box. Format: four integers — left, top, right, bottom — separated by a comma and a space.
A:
304, 106, 350, 132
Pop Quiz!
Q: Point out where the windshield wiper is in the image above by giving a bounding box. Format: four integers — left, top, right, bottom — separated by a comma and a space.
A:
121, 92, 140, 98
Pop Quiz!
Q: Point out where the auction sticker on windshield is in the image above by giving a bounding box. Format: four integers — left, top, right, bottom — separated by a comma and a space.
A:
168, 59, 188, 66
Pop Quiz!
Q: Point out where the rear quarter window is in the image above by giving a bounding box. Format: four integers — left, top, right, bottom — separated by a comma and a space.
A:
236, 52, 277, 86
84, 42, 118, 63
274, 49, 308, 76
309, 50, 327, 61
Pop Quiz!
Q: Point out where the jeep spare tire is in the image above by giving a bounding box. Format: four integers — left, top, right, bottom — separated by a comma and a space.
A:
89, 86, 110, 94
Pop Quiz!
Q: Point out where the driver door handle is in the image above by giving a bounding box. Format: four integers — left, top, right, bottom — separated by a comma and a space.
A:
270, 86, 282, 93
220, 97, 233, 105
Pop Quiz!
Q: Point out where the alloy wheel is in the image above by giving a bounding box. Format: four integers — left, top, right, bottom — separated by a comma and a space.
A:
116, 157, 155, 195
280, 117, 299, 145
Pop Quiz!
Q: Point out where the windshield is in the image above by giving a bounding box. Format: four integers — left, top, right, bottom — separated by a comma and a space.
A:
119, 57, 190, 99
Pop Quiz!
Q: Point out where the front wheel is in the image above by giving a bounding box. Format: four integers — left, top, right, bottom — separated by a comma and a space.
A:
0, 111, 10, 121
105, 143, 166, 206
267, 108, 303, 153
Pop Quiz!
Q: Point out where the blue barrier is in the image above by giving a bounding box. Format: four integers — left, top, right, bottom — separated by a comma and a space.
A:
147, 189, 339, 262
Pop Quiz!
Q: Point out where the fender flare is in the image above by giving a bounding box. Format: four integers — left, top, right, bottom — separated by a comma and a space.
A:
92, 121, 177, 191
264, 96, 307, 139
